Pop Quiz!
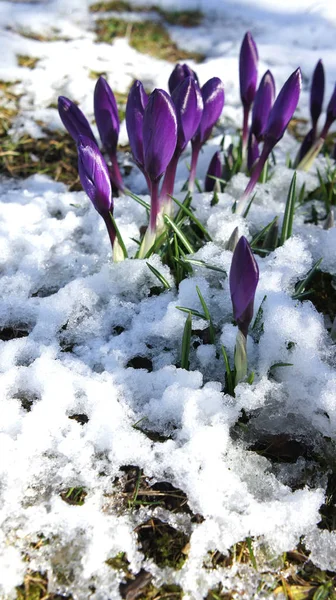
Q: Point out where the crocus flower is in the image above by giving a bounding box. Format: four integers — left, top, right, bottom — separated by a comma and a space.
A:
251, 70, 275, 142
139, 89, 177, 257
247, 132, 260, 172
229, 236, 259, 384
94, 76, 124, 193
77, 135, 116, 254
160, 77, 203, 213
204, 150, 222, 192
310, 59, 325, 135
189, 77, 225, 191
298, 82, 336, 171
58, 96, 96, 143
239, 32, 258, 156
168, 63, 199, 95
126, 80, 148, 170
236, 68, 301, 214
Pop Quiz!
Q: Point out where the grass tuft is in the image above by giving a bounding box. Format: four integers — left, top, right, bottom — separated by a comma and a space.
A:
17, 55, 40, 69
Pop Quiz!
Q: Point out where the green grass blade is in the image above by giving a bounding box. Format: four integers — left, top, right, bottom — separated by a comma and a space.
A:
164, 214, 194, 254
146, 262, 171, 290
292, 258, 323, 300
221, 344, 234, 396
176, 306, 206, 319
251, 217, 278, 249
280, 172, 297, 246
109, 213, 128, 259
180, 258, 227, 274
126, 190, 150, 210
181, 313, 192, 370
170, 194, 212, 240
196, 286, 215, 343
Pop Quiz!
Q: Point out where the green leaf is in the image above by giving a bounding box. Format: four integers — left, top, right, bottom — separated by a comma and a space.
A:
146, 262, 171, 290
176, 306, 206, 319
246, 537, 257, 570
292, 258, 323, 300
196, 286, 215, 343
243, 193, 257, 218
251, 217, 278, 249
164, 214, 194, 254
221, 344, 234, 397
126, 190, 150, 210
280, 171, 297, 245
109, 213, 128, 259
181, 313, 192, 370
170, 194, 212, 240
180, 257, 227, 274
269, 362, 293, 371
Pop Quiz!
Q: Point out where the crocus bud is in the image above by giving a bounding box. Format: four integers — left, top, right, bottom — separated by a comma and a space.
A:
251, 70, 275, 141
143, 89, 177, 183
239, 32, 258, 109
172, 76, 203, 153
296, 127, 314, 165
264, 68, 301, 149
58, 96, 96, 143
205, 151, 222, 192
193, 77, 225, 146
126, 80, 148, 172
94, 76, 120, 156
168, 63, 199, 95
229, 236, 259, 338
325, 83, 336, 129
310, 59, 325, 132
77, 135, 112, 215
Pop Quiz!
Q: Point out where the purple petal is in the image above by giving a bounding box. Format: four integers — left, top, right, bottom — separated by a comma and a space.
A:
251, 70, 275, 141
204, 150, 222, 191
229, 236, 259, 337
172, 76, 203, 153
326, 83, 336, 125
239, 32, 258, 108
168, 63, 199, 95
77, 135, 112, 215
247, 132, 260, 172
143, 89, 177, 182
126, 80, 149, 169
310, 59, 325, 130
194, 77, 225, 146
58, 96, 96, 144
94, 76, 120, 155
264, 68, 301, 147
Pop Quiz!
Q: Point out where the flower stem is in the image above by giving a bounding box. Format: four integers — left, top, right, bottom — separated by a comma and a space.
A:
242, 105, 250, 160
235, 143, 271, 215
108, 152, 125, 193
188, 142, 200, 192
160, 153, 179, 218
102, 211, 116, 253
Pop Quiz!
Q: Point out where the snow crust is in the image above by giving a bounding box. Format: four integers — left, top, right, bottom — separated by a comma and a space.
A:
0, 0, 336, 598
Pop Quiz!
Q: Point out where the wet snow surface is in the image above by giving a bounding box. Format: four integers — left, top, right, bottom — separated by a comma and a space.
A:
0, 0, 336, 598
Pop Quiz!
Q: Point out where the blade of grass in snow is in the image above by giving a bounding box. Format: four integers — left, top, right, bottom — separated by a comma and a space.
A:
146, 262, 171, 290
292, 258, 323, 300
179, 257, 226, 274
251, 217, 278, 249
279, 172, 297, 246
126, 189, 150, 211
181, 312, 192, 370
196, 285, 215, 343
221, 344, 234, 397
170, 195, 212, 240
164, 214, 194, 254
109, 213, 128, 259
176, 306, 206, 319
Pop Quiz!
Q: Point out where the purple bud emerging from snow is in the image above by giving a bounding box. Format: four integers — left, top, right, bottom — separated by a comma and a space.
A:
251, 70, 275, 141
264, 68, 301, 148
297, 127, 314, 164
77, 135, 112, 216
247, 132, 260, 172
58, 96, 96, 143
326, 83, 336, 128
310, 59, 325, 131
126, 80, 149, 170
172, 76, 203, 153
143, 89, 177, 183
229, 236, 259, 338
94, 77, 120, 155
239, 32, 258, 109
205, 151, 222, 192
168, 63, 199, 95
193, 77, 225, 146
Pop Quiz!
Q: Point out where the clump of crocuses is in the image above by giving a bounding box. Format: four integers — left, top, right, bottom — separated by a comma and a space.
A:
229, 236, 259, 384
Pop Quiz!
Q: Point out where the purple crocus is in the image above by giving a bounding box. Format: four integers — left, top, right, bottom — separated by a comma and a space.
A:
236, 68, 301, 213
229, 236, 259, 383
229, 236, 259, 338
189, 77, 225, 191
94, 76, 124, 193
168, 63, 199, 95
239, 32, 258, 156
205, 151, 222, 192
77, 135, 116, 252
310, 59, 325, 135
160, 77, 203, 211
298, 82, 336, 170
58, 96, 96, 143
126, 79, 149, 187
247, 132, 260, 172
251, 70, 275, 142
139, 89, 177, 257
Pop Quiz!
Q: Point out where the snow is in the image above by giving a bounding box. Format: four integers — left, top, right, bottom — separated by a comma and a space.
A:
0, 0, 336, 598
